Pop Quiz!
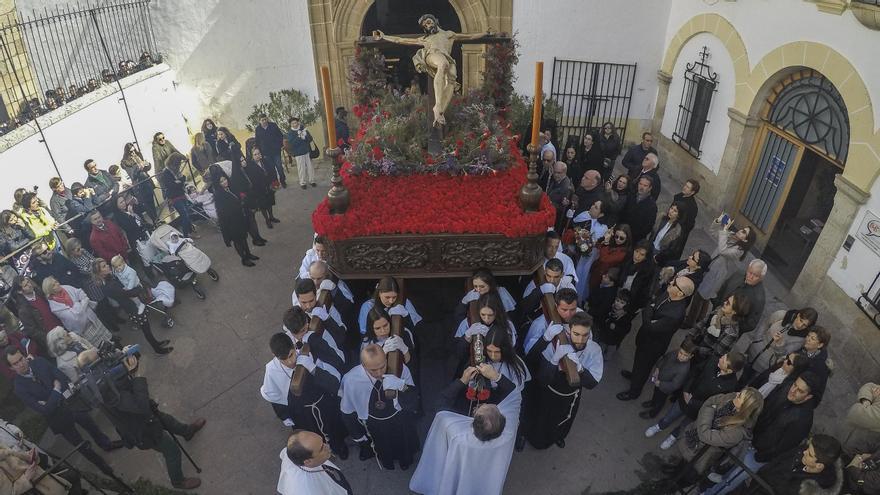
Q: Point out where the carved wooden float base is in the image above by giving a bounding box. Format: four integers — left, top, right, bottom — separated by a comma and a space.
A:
326, 233, 545, 279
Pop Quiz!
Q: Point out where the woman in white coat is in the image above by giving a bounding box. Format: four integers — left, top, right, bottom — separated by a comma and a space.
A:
42, 276, 113, 347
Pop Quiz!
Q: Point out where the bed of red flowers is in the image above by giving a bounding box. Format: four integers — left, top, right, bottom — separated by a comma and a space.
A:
312, 149, 555, 241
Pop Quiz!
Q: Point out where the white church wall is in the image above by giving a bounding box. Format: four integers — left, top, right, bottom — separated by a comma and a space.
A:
147, 0, 319, 129
512, 0, 672, 137
659, 33, 735, 175
15, 0, 321, 129
0, 65, 189, 206
828, 182, 880, 301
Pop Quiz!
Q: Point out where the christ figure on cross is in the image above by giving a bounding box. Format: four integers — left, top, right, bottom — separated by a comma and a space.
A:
373, 14, 492, 127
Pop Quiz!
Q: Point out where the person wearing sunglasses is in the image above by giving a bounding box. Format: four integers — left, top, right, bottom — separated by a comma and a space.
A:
618, 275, 693, 402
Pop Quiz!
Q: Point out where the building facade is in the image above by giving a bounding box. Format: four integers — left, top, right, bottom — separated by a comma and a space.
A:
652, 0, 880, 362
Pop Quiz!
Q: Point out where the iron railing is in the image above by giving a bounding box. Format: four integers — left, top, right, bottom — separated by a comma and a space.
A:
549, 58, 637, 153
0, 0, 159, 135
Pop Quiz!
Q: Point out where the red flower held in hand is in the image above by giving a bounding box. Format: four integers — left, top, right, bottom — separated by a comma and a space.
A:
466, 387, 477, 401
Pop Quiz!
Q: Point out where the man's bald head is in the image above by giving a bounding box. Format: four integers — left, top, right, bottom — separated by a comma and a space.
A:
669, 276, 694, 301
472, 404, 506, 442
286, 430, 329, 468
581, 169, 600, 190
360, 343, 387, 379
308, 260, 329, 282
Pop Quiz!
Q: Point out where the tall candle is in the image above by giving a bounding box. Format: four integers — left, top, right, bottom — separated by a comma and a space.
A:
530, 61, 544, 147
321, 66, 337, 148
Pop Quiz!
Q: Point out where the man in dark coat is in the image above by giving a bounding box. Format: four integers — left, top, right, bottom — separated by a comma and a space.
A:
83, 159, 119, 207
29, 241, 86, 288
755, 435, 842, 495
285, 116, 316, 189
334, 107, 351, 150
254, 113, 287, 187
617, 276, 693, 400
6, 348, 120, 475
573, 170, 604, 218
635, 152, 662, 201
670, 179, 700, 259
622, 176, 658, 242
621, 132, 658, 180
99, 352, 205, 489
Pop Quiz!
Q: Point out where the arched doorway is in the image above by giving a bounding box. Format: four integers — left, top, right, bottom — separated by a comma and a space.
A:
734, 69, 850, 286
360, 0, 463, 93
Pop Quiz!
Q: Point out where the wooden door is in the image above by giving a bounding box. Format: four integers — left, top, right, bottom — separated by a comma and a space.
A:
734, 124, 805, 246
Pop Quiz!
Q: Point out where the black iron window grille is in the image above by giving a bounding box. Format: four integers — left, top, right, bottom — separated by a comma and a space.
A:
672, 46, 718, 159
0, 0, 159, 136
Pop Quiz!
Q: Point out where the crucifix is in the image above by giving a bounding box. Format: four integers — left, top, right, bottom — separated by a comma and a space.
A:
368, 14, 506, 128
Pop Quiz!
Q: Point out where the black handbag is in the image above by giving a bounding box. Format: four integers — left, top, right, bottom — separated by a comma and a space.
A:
309, 140, 320, 159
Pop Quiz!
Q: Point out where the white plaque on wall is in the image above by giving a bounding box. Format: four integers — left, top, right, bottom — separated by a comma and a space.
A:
856, 210, 880, 258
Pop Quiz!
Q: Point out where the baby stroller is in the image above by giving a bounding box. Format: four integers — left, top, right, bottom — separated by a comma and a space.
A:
185, 181, 220, 230
139, 224, 219, 300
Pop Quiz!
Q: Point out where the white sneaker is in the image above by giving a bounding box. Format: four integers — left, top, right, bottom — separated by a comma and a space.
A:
660, 434, 677, 450
706, 472, 723, 484
644, 424, 661, 438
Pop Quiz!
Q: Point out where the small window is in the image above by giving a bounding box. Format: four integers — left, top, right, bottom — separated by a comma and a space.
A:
672, 46, 719, 159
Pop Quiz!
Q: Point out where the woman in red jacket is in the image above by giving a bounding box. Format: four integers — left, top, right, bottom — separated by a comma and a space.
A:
589, 224, 632, 293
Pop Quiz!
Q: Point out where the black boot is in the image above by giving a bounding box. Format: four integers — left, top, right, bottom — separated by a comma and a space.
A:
263, 211, 273, 229
358, 441, 375, 461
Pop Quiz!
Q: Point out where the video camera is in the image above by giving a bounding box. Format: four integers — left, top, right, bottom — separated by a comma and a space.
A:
67, 342, 140, 408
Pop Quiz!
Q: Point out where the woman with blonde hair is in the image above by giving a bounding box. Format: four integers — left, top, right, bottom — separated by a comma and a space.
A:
190, 131, 217, 173
663, 387, 764, 487
42, 276, 113, 348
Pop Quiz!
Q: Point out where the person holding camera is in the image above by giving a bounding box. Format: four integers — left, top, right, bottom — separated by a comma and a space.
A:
5, 347, 120, 476
98, 351, 205, 490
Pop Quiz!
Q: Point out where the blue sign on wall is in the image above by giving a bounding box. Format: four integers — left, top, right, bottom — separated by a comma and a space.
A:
766, 155, 786, 187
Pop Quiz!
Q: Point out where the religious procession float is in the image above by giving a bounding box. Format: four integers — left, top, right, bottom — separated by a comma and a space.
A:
311, 22, 554, 279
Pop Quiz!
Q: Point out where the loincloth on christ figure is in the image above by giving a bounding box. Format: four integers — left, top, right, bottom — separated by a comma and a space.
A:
412, 48, 461, 91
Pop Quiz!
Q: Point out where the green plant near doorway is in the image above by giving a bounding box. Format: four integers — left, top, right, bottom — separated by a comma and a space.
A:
245, 89, 321, 131
507, 93, 563, 138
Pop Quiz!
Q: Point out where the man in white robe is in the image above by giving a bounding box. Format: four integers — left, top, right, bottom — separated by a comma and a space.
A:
409, 388, 521, 495
277, 430, 352, 495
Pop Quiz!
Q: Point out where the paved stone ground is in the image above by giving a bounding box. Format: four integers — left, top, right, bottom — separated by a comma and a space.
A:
38, 159, 869, 494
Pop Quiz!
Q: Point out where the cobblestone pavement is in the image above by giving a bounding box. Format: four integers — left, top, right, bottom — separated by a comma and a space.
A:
38, 159, 871, 494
